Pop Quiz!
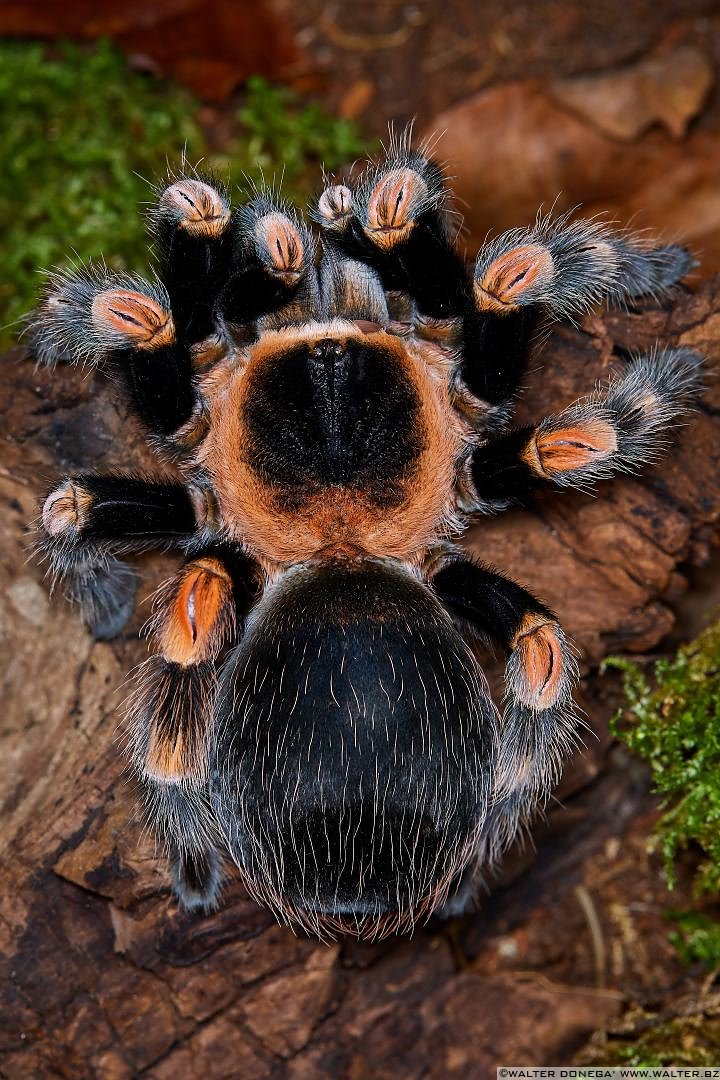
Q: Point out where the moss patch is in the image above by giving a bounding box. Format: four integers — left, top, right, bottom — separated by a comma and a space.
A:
668, 910, 720, 969
234, 74, 370, 199
580, 998, 720, 1068
0, 40, 201, 344
607, 620, 720, 894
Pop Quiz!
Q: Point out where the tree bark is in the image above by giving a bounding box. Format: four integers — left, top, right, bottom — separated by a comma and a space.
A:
1, 279, 719, 1078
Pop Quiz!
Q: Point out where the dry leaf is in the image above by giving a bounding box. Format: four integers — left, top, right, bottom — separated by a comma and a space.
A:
0, 0, 299, 101
550, 46, 714, 141
429, 79, 720, 274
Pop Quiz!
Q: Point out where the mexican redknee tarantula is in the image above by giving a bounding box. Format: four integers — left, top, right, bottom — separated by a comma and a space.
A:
31, 134, 701, 939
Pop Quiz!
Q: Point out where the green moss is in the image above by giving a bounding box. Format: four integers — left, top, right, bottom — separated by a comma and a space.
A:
605, 1045, 667, 1068
227, 75, 371, 199
607, 619, 720, 894
580, 1009, 720, 1067
668, 910, 720, 969
0, 39, 202, 345
582, 630, 720, 1068
0, 42, 372, 349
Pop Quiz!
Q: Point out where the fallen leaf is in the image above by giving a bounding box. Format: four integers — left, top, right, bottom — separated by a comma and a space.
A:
550, 46, 714, 141
0, 0, 300, 101
428, 79, 720, 274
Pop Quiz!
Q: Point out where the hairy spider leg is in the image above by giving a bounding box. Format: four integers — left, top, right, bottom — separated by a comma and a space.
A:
151, 173, 234, 344
431, 557, 579, 862
467, 346, 703, 512
30, 263, 220, 636
216, 190, 320, 330
465, 216, 693, 408
153, 173, 322, 342
314, 145, 469, 319
315, 153, 540, 416
28, 269, 198, 439
126, 544, 259, 911
316, 140, 693, 415
149, 177, 322, 443
29, 177, 324, 447
41, 474, 202, 639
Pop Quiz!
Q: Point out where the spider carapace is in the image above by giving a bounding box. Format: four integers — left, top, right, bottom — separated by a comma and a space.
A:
32, 134, 702, 939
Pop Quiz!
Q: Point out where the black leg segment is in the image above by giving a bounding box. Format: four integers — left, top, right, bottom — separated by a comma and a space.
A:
40, 474, 202, 639
42, 474, 199, 544
431, 557, 554, 652
151, 174, 234, 344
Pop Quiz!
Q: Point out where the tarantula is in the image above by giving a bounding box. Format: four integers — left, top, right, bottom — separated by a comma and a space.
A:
31, 134, 701, 939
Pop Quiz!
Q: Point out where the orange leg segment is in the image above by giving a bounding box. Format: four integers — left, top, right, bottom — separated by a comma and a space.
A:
132, 555, 240, 784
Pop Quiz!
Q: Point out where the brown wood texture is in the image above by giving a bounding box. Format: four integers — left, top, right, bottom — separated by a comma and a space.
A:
1, 279, 720, 1078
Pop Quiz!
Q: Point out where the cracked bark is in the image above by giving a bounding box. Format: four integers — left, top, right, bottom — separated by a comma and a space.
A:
1, 279, 719, 1078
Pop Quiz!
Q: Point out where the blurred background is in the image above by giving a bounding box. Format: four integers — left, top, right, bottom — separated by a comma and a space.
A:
3, 2, 720, 1075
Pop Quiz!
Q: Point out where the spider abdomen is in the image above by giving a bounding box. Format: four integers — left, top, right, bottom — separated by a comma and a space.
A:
210, 559, 496, 933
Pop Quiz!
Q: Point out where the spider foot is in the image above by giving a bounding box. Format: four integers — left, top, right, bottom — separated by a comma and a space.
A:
473, 215, 694, 321
507, 612, 570, 711
468, 345, 703, 506
42, 479, 92, 536
222, 193, 319, 326
473, 242, 555, 315
29, 268, 174, 367
155, 176, 231, 239
355, 154, 447, 251
237, 195, 315, 285
172, 846, 224, 912
314, 183, 354, 233
522, 415, 619, 483
532, 344, 704, 484
492, 618, 580, 847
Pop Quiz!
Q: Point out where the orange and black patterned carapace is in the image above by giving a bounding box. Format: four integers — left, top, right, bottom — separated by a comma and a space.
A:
194, 322, 463, 569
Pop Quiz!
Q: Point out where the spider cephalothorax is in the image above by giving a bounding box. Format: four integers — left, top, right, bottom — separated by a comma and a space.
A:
31, 132, 702, 939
